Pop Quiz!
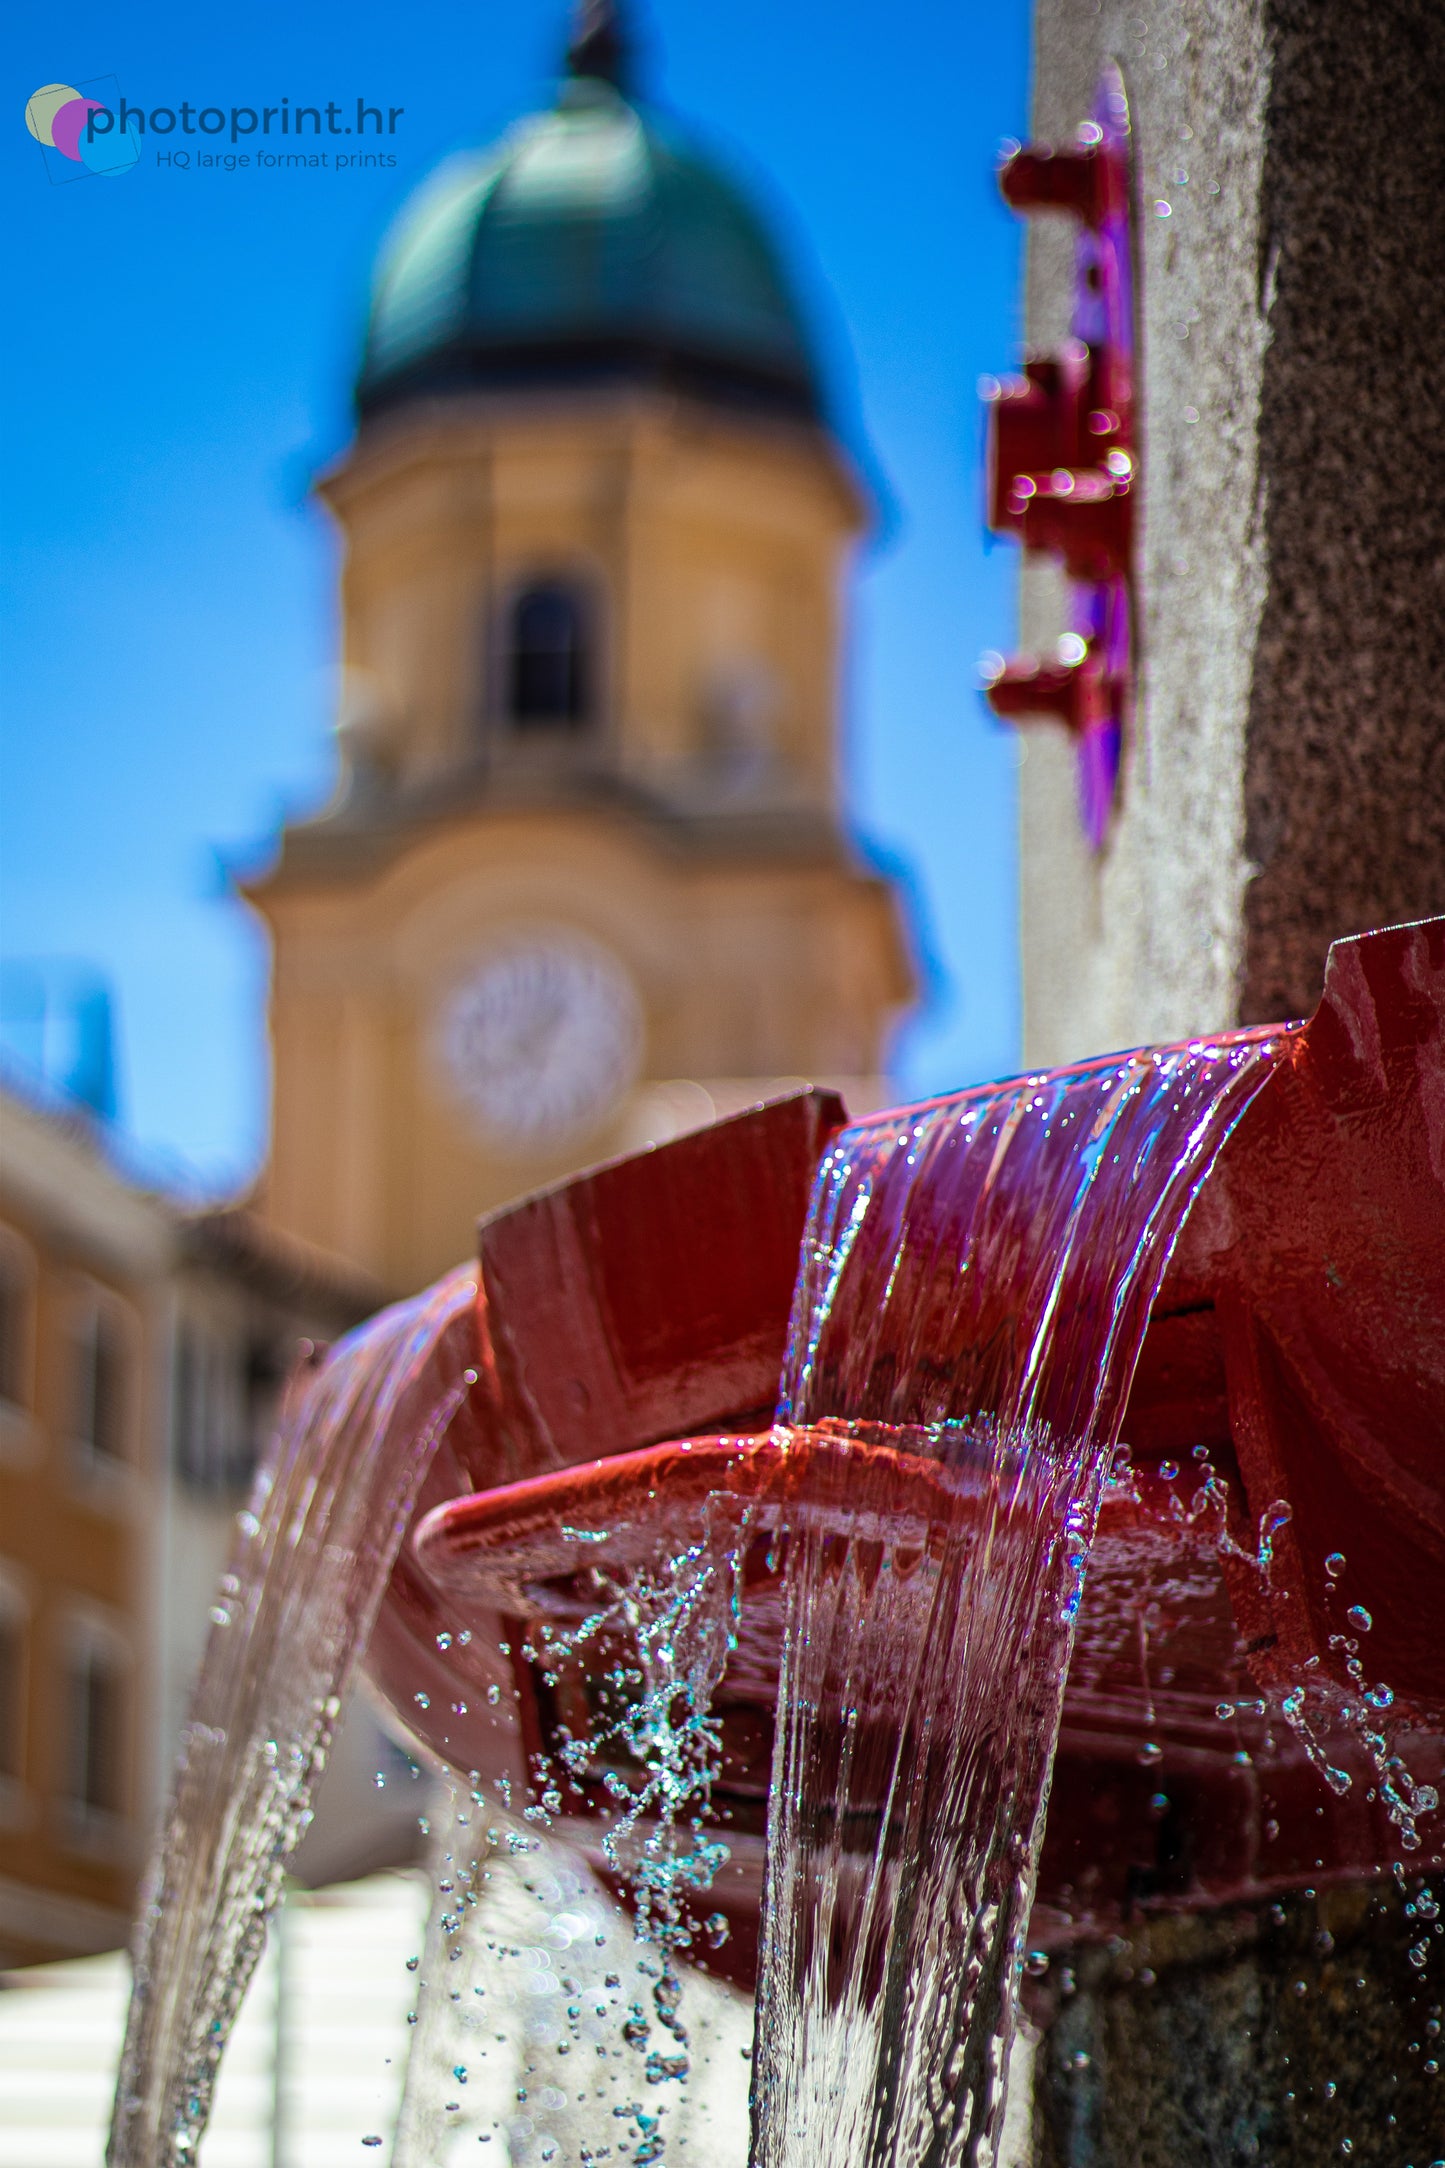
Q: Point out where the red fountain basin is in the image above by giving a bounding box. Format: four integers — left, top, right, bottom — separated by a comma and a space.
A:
367, 918, 1445, 1974
413, 1427, 1020, 1614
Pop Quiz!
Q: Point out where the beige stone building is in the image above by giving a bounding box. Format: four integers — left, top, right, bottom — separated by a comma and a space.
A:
0, 1083, 169, 1967
0, 1073, 404, 1968
247, 17, 914, 1295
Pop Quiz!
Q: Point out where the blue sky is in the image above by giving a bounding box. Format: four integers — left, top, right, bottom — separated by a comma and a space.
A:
1, 0, 1031, 1192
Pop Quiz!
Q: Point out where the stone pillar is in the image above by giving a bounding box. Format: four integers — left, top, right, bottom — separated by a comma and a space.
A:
1017, 0, 1445, 1067
1009, 6, 1445, 2157
1025, 1885, 1443, 2166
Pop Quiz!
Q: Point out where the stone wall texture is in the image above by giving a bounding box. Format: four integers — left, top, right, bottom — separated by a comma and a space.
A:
1027, 1886, 1443, 2166
1018, 0, 1445, 1063
1012, 6, 1445, 2157
1241, 0, 1445, 1021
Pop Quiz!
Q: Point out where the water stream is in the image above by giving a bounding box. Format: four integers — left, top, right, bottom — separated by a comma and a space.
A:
119, 1024, 1442, 2168
108, 1267, 480, 2165
750, 1034, 1285, 2164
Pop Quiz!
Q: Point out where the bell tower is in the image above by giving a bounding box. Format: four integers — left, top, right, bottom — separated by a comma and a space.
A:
248, 6, 914, 1294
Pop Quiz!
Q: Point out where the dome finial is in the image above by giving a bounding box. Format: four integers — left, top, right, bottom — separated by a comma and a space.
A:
566, 0, 635, 93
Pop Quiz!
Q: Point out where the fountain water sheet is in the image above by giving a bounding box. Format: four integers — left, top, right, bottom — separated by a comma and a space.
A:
107, 1034, 1284, 2168
750, 1031, 1285, 2168
108, 1266, 480, 2167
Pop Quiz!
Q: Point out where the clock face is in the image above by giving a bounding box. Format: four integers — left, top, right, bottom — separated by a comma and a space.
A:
435, 933, 643, 1150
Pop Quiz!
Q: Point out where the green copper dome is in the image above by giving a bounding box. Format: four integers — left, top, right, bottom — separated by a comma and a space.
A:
357, 71, 824, 424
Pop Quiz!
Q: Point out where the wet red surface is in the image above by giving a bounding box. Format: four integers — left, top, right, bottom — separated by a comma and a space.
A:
368, 919, 1445, 1976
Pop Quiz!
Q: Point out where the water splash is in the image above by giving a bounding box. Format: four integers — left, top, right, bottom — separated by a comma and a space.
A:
517, 1496, 750, 2125
750, 1035, 1283, 2166
392, 1787, 753, 2167
108, 1267, 480, 2167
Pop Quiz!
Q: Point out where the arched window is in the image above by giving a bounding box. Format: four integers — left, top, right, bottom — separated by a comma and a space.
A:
507, 581, 591, 727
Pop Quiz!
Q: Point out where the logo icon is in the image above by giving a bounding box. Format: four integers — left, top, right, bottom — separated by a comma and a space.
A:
26, 79, 139, 181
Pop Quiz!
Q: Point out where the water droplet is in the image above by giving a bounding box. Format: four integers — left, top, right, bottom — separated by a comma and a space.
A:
436, 1631, 452, 1650
414, 1691, 430, 1709
1154, 198, 1172, 217
1138, 1740, 1163, 1766
1024, 1949, 1050, 1977
1325, 1552, 1346, 1578
1347, 1605, 1372, 1633
1258, 1500, 1292, 1571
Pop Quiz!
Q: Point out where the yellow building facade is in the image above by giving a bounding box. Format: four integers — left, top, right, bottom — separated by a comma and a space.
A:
0, 1073, 395, 1967
0, 1087, 163, 1967
249, 20, 914, 1294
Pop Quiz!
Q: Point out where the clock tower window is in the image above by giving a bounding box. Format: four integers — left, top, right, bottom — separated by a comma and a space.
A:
507, 580, 593, 729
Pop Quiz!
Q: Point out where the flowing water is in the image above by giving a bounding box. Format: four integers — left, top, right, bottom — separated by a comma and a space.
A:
117, 1025, 1442, 2168
749, 1033, 1285, 2165
390, 1787, 752, 2166
516, 1500, 754, 2128
108, 1266, 480, 2166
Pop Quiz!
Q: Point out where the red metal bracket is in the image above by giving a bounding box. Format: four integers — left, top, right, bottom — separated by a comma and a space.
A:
981, 68, 1136, 848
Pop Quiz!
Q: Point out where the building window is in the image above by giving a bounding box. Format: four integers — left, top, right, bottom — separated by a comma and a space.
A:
64, 1630, 127, 1822
0, 1232, 34, 1409
173, 1322, 278, 1497
71, 1291, 131, 1472
244, 1337, 286, 1487
172, 1320, 212, 1490
0, 1582, 26, 1785
507, 580, 592, 726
